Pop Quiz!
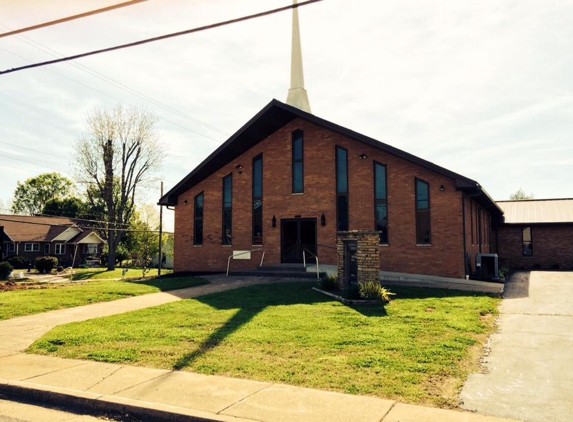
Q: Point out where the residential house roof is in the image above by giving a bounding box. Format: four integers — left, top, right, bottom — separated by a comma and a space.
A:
496, 199, 573, 224
159, 99, 502, 214
0, 215, 105, 244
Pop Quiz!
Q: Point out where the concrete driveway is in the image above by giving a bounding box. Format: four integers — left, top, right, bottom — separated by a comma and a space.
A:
461, 271, 573, 422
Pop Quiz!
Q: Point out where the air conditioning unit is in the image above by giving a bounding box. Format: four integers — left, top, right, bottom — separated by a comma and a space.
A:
475, 253, 499, 281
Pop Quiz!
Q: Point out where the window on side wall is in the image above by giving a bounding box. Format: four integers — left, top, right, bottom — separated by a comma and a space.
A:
25, 243, 39, 252
374, 162, 388, 244
415, 178, 431, 244
55, 244, 66, 255
222, 174, 232, 245
292, 130, 304, 193
336, 146, 349, 231
44, 244, 50, 254
194, 192, 204, 246
522, 226, 533, 257
252, 154, 263, 245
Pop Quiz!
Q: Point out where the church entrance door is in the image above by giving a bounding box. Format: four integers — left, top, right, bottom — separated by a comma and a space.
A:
281, 218, 317, 263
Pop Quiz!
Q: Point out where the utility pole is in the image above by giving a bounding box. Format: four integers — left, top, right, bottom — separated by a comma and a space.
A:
158, 181, 163, 276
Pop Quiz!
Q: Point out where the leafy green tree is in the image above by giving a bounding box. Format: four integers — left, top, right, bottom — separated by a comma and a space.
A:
127, 205, 160, 276
73, 105, 164, 270
509, 188, 534, 200
42, 196, 86, 218
11, 173, 75, 215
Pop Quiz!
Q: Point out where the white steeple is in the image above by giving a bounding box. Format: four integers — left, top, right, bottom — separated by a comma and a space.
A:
286, 0, 311, 113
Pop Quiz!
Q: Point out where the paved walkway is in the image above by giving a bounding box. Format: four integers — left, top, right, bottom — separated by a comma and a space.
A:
461, 271, 573, 422
0, 274, 519, 422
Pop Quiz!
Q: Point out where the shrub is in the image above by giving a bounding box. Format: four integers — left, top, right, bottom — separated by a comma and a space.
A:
7, 256, 26, 269
498, 264, 511, 280
358, 280, 395, 302
35, 256, 58, 273
0, 261, 13, 280
320, 275, 338, 291
344, 282, 362, 299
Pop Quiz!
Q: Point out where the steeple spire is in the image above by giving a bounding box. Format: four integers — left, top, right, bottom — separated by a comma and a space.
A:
286, 0, 311, 113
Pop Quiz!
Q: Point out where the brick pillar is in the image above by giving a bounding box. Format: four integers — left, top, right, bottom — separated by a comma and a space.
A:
337, 231, 380, 289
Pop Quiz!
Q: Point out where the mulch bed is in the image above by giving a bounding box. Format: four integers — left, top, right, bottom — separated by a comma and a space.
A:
1, 281, 49, 292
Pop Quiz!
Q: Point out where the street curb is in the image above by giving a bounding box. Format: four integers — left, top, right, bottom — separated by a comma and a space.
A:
0, 379, 253, 422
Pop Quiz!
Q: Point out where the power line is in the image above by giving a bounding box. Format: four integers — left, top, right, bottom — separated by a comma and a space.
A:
0, 45, 224, 143
0, 31, 228, 137
0, 0, 323, 75
0, 216, 173, 234
0, 0, 147, 38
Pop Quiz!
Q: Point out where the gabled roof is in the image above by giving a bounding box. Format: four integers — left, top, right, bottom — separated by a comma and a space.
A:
0, 215, 76, 242
159, 99, 502, 214
496, 198, 573, 224
0, 215, 105, 244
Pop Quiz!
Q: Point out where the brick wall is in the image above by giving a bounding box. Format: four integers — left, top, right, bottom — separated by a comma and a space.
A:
497, 224, 573, 270
174, 118, 481, 278
463, 196, 494, 275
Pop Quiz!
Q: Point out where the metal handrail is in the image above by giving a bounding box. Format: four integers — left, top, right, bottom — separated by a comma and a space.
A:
303, 248, 320, 279
226, 248, 265, 276
317, 243, 337, 250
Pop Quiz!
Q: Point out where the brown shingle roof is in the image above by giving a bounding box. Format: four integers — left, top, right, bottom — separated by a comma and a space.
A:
0, 215, 75, 242
496, 199, 573, 224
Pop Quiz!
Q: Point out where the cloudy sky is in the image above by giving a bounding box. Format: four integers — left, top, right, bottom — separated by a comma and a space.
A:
1, 0, 572, 231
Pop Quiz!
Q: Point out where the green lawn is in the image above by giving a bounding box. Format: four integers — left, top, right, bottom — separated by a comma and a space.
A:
0, 276, 208, 320
28, 282, 499, 407
69, 267, 173, 281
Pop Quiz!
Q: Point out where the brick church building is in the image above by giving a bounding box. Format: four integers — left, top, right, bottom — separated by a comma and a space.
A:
159, 2, 503, 279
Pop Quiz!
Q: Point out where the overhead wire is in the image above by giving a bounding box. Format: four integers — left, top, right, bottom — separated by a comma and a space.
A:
0, 29, 228, 136
0, 216, 173, 234
0, 46, 223, 142
0, 0, 147, 38
0, 0, 323, 75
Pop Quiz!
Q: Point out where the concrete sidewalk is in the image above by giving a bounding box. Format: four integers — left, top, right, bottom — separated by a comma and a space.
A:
0, 274, 520, 422
0, 351, 518, 422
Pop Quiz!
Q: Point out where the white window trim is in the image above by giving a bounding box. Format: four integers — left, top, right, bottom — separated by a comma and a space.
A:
55, 244, 66, 255
25, 243, 39, 252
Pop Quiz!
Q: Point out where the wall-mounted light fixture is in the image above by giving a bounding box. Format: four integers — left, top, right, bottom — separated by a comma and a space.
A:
439, 185, 445, 191
272, 215, 277, 228
359, 153, 367, 160
321, 213, 326, 226
235, 164, 243, 174
183, 199, 188, 205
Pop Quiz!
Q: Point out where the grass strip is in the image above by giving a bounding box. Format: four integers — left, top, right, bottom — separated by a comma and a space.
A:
0, 276, 208, 320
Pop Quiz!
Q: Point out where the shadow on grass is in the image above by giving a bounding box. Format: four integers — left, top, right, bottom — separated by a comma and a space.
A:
385, 285, 499, 300
173, 281, 387, 370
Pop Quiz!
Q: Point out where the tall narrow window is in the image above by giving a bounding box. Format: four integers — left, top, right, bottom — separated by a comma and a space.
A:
336, 146, 349, 231
292, 130, 304, 193
415, 178, 431, 244
194, 192, 204, 245
252, 154, 263, 245
222, 174, 232, 245
522, 226, 533, 257
374, 162, 388, 244
470, 201, 474, 245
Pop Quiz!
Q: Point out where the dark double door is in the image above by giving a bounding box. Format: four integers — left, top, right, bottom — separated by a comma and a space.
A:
281, 218, 317, 263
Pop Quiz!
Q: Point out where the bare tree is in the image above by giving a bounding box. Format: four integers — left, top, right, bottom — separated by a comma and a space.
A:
73, 105, 164, 270
509, 188, 534, 200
